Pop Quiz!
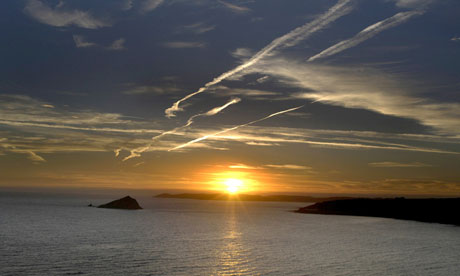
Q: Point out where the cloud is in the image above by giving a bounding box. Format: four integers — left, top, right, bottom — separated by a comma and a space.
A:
369, 161, 432, 167
392, 0, 434, 9
0, 94, 162, 134
73, 36, 126, 50
108, 38, 126, 50
164, 0, 354, 117
114, 148, 122, 157
26, 151, 46, 162
229, 164, 260, 169
176, 22, 216, 34
230, 47, 254, 60
245, 141, 279, 146
133, 162, 145, 167
24, 0, 110, 29
73, 35, 97, 48
225, 132, 459, 154
265, 164, 311, 170
308, 10, 424, 62
196, 98, 241, 118
218, 0, 251, 13
141, 0, 165, 12
248, 57, 460, 135
170, 105, 304, 151
0, 93, 457, 162
162, 41, 206, 49
0, 140, 47, 162
451, 36, 460, 42
122, 98, 241, 161
121, 0, 134, 11
209, 86, 280, 99
191, 121, 460, 155
256, 76, 270, 83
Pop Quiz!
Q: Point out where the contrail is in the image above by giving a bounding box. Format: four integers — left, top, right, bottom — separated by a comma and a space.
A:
308, 10, 424, 62
170, 105, 304, 151
122, 98, 241, 161
152, 97, 241, 142
164, 0, 354, 117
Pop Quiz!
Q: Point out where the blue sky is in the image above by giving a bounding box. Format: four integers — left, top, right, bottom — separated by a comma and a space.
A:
0, 0, 459, 195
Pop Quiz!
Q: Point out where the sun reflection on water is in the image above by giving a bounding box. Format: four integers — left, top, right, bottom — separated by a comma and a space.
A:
215, 202, 255, 275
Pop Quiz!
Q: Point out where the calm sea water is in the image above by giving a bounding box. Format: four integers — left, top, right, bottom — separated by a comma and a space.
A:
1, 191, 460, 276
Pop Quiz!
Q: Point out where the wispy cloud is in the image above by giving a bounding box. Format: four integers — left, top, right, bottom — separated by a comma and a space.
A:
170, 105, 304, 151
218, 0, 251, 13
230, 48, 254, 60
0, 139, 47, 163
164, 0, 354, 117
392, 0, 434, 9
26, 151, 46, 162
209, 86, 281, 100
162, 41, 206, 49
256, 76, 270, 83
248, 57, 460, 135
0, 93, 457, 163
369, 161, 432, 167
73, 35, 126, 50
451, 36, 460, 42
114, 148, 122, 157
73, 35, 97, 48
121, 0, 134, 11
153, 97, 241, 141
245, 141, 279, 146
229, 164, 260, 170
133, 162, 145, 167
141, 0, 164, 12
108, 38, 126, 50
213, 131, 459, 154
24, 0, 110, 29
176, 22, 216, 34
265, 164, 311, 170
0, 94, 161, 134
122, 98, 241, 161
308, 10, 424, 62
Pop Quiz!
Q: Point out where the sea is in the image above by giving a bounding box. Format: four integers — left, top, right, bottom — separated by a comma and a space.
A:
1, 190, 460, 276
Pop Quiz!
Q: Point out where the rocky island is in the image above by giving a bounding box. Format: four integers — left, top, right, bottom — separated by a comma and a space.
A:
296, 198, 460, 226
98, 196, 142, 210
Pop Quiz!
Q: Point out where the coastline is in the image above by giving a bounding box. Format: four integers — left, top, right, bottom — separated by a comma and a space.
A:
295, 198, 460, 226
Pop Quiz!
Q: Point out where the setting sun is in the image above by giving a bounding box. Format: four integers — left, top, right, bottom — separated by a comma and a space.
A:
225, 178, 243, 194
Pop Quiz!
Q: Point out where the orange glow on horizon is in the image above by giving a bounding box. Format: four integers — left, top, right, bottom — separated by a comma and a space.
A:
206, 169, 259, 194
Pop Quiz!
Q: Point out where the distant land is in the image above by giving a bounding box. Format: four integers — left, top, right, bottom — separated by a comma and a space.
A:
155, 193, 352, 203
98, 196, 142, 210
296, 198, 460, 226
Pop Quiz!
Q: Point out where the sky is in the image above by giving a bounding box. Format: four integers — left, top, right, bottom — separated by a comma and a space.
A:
0, 0, 459, 195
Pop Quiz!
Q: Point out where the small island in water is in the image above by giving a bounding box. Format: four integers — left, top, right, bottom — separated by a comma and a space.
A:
296, 198, 460, 226
98, 196, 142, 210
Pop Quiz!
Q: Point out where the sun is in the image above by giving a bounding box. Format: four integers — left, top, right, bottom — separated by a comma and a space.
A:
225, 178, 243, 194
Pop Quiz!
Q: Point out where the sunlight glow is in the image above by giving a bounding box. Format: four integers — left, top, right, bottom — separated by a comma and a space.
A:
205, 169, 262, 194
225, 178, 243, 194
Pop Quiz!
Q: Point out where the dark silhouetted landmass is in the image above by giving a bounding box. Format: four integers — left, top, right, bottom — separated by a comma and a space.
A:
98, 196, 142, 210
296, 198, 460, 226
155, 193, 352, 203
